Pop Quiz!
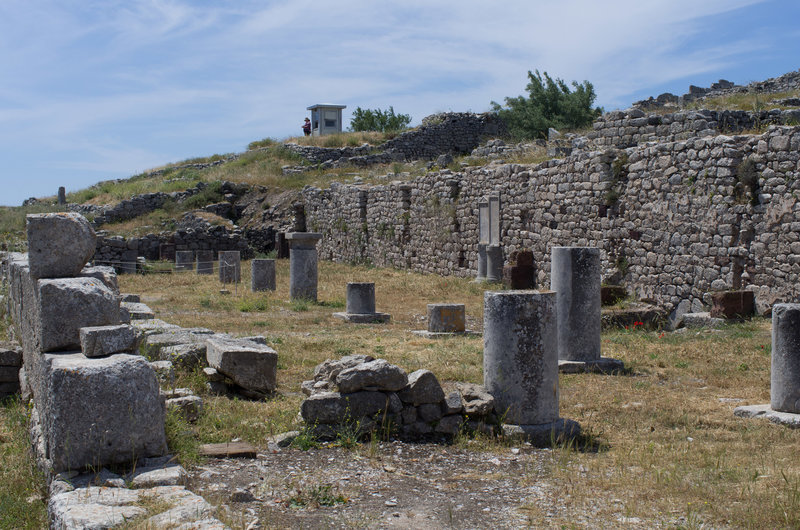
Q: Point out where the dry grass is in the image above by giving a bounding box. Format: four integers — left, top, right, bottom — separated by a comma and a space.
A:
117, 260, 800, 527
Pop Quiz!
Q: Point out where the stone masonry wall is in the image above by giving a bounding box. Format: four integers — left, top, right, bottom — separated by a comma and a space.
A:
586, 108, 800, 150
303, 125, 800, 317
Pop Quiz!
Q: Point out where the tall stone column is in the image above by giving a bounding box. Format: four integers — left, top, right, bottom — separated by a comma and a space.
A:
483, 290, 580, 444
551, 246, 601, 361
286, 232, 322, 301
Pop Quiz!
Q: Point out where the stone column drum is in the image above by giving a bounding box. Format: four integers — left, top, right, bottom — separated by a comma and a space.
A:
175, 250, 195, 272
218, 251, 241, 284
251, 259, 276, 292
476, 244, 487, 281
484, 291, 559, 425
196, 250, 214, 275
771, 304, 800, 413
286, 232, 322, 301
347, 283, 376, 314
551, 246, 601, 362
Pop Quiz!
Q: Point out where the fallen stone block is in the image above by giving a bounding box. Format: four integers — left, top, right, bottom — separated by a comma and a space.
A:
38, 277, 120, 352
161, 342, 208, 370
313, 354, 374, 383
336, 359, 408, 393
42, 353, 167, 472
79, 324, 140, 358
150, 360, 175, 386
300, 390, 389, 424
130, 318, 181, 335
166, 395, 204, 423
26, 212, 96, 279
205, 336, 278, 394
80, 265, 119, 295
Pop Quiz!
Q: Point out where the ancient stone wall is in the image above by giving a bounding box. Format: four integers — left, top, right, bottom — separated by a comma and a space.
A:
303, 125, 800, 318
587, 108, 800, 150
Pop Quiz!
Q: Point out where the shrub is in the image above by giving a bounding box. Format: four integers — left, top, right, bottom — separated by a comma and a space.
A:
491, 70, 602, 140
349, 106, 411, 132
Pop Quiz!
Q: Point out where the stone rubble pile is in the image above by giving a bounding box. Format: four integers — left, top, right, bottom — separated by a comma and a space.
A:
300, 354, 496, 440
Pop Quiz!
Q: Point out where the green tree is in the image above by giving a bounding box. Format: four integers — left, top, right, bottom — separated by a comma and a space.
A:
349, 106, 412, 132
491, 70, 602, 140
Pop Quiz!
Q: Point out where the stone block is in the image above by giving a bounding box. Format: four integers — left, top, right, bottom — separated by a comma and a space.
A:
38, 277, 120, 352
251, 259, 276, 291
121, 301, 155, 320
42, 353, 167, 472
300, 391, 388, 424
710, 290, 755, 319
80, 266, 119, 295
427, 304, 465, 333
336, 359, 408, 393
79, 324, 140, 358
398, 369, 445, 405
205, 336, 278, 394
196, 250, 214, 275
26, 213, 96, 279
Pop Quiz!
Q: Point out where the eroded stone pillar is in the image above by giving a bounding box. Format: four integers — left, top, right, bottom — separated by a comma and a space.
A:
551, 246, 601, 362
347, 283, 376, 314
484, 291, 558, 425
772, 304, 800, 413
251, 259, 276, 292
286, 232, 322, 300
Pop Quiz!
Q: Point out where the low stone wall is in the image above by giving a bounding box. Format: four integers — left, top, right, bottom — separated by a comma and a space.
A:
286, 112, 508, 168
303, 125, 800, 319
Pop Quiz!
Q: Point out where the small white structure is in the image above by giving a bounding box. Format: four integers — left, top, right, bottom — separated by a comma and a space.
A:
307, 104, 346, 136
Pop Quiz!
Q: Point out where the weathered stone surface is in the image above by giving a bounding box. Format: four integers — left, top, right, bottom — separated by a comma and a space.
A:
251, 258, 276, 291
418, 403, 443, 422
313, 354, 374, 382
0, 345, 22, 366
218, 250, 241, 284
80, 265, 119, 295
122, 301, 155, 320
26, 212, 96, 279
48, 485, 219, 530
38, 277, 120, 352
456, 382, 495, 416
771, 304, 800, 413
130, 318, 181, 335
442, 391, 464, 414
166, 395, 204, 423
552, 246, 601, 362
398, 369, 445, 405
734, 403, 800, 428
161, 342, 208, 370
127, 456, 188, 488
205, 336, 278, 394
336, 359, 408, 393
300, 391, 389, 424
150, 360, 175, 386
435, 414, 463, 434
43, 353, 166, 472
427, 304, 466, 333
710, 290, 755, 319
287, 233, 322, 300
79, 324, 140, 357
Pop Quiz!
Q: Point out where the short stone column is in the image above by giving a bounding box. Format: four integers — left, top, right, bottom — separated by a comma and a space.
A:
486, 245, 503, 282
333, 282, 390, 323
175, 251, 195, 272
218, 251, 241, 284
483, 290, 580, 444
251, 259, 276, 292
476, 244, 487, 281
196, 250, 214, 275
412, 303, 475, 338
57, 186, 66, 205
551, 246, 623, 373
734, 303, 800, 427
286, 232, 322, 301
772, 304, 800, 413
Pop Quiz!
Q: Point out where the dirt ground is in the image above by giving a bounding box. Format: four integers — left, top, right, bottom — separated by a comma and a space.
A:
189, 440, 679, 529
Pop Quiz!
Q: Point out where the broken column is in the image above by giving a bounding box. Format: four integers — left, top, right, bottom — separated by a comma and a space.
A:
333, 282, 390, 323
251, 258, 276, 292
218, 250, 241, 284
196, 250, 214, 275
483, 290, 580, 445
175, 250, 195, 272
735, 304, 800, 427
551, 246, 624, 373
286, 232, 322, 301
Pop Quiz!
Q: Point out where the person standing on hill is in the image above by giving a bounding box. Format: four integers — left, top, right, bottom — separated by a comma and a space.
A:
302, 117, 312, 136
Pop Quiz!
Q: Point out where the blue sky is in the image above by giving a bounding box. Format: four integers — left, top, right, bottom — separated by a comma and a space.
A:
1, 0, 799, 206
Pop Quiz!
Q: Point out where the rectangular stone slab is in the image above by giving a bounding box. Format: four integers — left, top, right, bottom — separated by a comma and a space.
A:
205, 337, 278, 394
199, 442, 258, 458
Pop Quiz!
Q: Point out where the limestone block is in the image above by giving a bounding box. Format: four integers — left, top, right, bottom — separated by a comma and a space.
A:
398, 369, 445, 405
313, 354, 374, 383
122, 301, 154, 320
427, 304, 466, 333
205, 336, 278, 394
166, 395, 204, 423
336, 359, 408, 393
300, 391, 388, 424
79, 324, 140, 358
27, 212, 96, 279
442, 391, 464, 414
42, 353, 167, 472
80, 265, 119, 295
38, 277, 120, 352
